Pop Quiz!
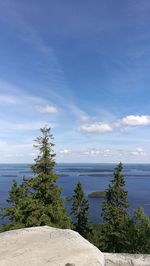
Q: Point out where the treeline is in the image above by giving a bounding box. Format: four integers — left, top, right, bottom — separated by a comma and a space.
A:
1, 127, 150, 253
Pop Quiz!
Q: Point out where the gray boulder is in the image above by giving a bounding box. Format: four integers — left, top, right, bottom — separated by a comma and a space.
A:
104, 253, 150, 266
0, 226, 104, 266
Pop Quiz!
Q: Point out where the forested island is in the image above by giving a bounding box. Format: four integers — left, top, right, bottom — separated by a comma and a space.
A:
88, 191, 106, 198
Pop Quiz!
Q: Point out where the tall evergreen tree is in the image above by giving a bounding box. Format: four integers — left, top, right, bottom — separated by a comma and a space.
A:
71, 181, 92, 239
1, 127, 70, 230
101, 163, 129, 252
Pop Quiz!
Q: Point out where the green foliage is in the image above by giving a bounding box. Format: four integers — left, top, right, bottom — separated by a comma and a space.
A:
101, 162, 129, 252
71, 181, 93, 240
97, 163, 150, 254
90, 223, 105, 248
31, 127, 55, 174
2, 146, 150, 254
125, 208, 150, 253
1, 127, 70, 231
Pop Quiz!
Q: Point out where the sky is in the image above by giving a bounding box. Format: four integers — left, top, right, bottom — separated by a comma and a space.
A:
0, 0, 150, 163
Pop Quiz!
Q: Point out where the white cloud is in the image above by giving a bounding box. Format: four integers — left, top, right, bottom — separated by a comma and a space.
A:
79, 122, 113, 133
79, 115, 150, 134
82, 148, 112, 157
37, 105, 58, 113
83, 150, 100, 156
121, 115, 150, 126
59, 149, 71, 155
131, 148, 146, 156
80, 147, 148, 161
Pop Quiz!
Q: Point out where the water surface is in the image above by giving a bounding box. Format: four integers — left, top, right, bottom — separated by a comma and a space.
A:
0, 163, 150, 224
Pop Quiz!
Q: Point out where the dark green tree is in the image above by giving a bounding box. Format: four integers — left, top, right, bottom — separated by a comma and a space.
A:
1, 127, 70, 230
125, 207, 150, 253
101, 163, 129, 252
71, 181, 93, 240
0, 178, 29, 230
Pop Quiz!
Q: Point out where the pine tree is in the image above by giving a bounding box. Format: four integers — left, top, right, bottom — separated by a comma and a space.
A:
71, 181, 93, 240
1, 127, 70, 230
101, 162, 129, 252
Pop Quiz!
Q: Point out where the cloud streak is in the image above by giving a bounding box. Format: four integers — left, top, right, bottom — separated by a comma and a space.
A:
37, 105, 58, 113
0, 94, 17, 105
0, 79, 59, 112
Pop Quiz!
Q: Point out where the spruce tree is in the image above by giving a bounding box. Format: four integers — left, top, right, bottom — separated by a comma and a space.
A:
101, 162, 129, 252
125, 208, 150, 253
71, 181, 92, 239
1, 127, 70, 230
0, 178, 29, 230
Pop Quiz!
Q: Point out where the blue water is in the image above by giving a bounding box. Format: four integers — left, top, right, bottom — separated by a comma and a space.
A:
0, 163, 150, 224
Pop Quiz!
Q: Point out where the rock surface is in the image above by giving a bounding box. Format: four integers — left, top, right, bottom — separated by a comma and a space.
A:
104, 253, 150, 266
1, 226, 150, 266
0, 226, 104, 266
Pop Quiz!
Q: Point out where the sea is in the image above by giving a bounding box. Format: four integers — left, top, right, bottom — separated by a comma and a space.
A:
0, 163, 150, 224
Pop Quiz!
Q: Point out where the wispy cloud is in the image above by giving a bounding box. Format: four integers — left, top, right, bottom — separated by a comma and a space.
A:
67, 103, 93, 121
59, 149, 72, 155
79, 122, 113, 133
0, 80, 57, 134
131, 148, 146, 156
0, 79, 59, 112
0, 120, 53, 131
37, 105, 58, 114
0, 0, 71, 102
0, 139, 39, 163
0, 80, 45, 105
81, 147, 146, 158
0, 94, 17, 105
0, 1, 51, 55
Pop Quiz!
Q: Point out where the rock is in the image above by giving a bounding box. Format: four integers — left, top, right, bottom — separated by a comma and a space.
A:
0, 226, 104, 266
104, 253, 150, 266
65, 264, 75, 266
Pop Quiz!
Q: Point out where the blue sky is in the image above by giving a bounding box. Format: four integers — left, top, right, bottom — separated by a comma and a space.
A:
0, 0, 150, 163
